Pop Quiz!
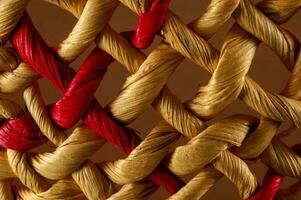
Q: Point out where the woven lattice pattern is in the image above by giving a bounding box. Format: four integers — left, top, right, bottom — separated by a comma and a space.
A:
0, 0, 300, 199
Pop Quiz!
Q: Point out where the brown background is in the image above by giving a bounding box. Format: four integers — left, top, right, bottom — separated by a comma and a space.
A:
4, 0, 301, 199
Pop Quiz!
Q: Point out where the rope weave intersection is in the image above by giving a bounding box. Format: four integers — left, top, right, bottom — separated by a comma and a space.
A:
0, 0, 300, 199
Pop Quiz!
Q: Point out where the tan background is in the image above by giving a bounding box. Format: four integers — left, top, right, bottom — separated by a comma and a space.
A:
4, 0, 301, 199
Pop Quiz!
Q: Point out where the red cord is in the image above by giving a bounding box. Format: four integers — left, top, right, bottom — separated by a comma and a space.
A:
0, 112, 47, 150
50, 47, 112, 129
8, 7, 183, 193
126, 0, 170, 49
249, 170, 283, 200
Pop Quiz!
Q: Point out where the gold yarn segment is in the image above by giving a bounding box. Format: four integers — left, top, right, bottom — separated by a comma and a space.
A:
0, 0, 299, 199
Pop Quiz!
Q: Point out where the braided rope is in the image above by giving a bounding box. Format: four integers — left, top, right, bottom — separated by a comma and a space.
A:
0, 0, 299, 199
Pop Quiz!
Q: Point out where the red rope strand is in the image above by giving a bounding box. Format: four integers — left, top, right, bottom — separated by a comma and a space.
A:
249, 170, 283, 200
129, 0, 170, 49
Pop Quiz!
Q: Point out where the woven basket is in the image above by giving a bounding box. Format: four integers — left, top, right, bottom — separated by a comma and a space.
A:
0, 0, 300, 199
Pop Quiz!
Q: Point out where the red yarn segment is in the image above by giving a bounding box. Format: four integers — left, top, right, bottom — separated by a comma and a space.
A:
0, 112, 47, 150
50, 48, 113, 129
130, 0, 170, 49
9, 12, 184, 193
249, 170, 283, 200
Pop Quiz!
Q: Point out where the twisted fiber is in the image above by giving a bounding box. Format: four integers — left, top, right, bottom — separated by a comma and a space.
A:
0, 0, 299, 199
1, 0, 178, 197
108, 0, 300, 186
47, 2, 260, 198
0, 51, 145, 199
97, 0, 300, 170
94, 0, 298, 198
0, 43, 113, 198
10, 10, 183, 196
0, 3, 270, 200
108, 0, 299, 122
0, 0, 278, 198
61, 0, 298, 198
12, 84, 114, 199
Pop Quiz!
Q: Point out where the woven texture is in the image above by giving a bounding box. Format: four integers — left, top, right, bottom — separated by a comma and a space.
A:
0, 0, 300, 199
